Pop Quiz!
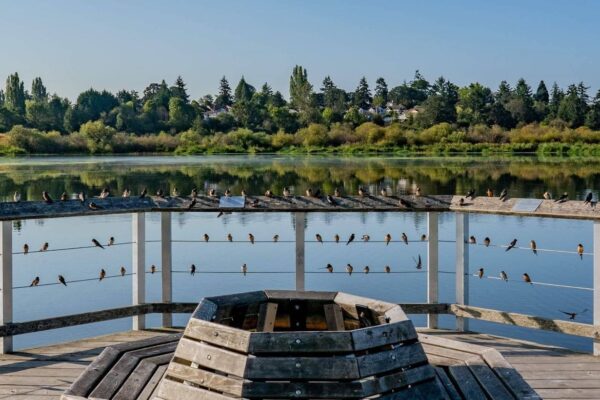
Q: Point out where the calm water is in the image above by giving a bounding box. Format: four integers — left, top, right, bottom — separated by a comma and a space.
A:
2, 155, 598, 352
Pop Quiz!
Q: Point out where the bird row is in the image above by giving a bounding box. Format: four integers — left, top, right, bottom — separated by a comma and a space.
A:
460, 188, 595, 206
20, 237, 116, 254
199, 232, 427, 245
467, 236, 585, 259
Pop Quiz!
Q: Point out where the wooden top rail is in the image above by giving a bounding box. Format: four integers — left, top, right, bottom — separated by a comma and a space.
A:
0, 194, 599, 220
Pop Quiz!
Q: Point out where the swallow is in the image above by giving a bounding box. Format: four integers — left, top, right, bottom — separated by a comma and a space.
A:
499, 188, 508, 201
60, 192, 68, 201
326, 194, 336, 205
466, 189, 475, 199
401, 233, 408, 245
88, 202, 102, 210
421, 234, 427, 241
326, 263, 333, 273
346, 263, 353, 275
13, 192, 21, 202
100, 188, 110, 198
249, 198, 259, 207
399, 198, 412, 208
486, 188, 493, 197
108, 237, 114, 246
283, 187, 291, 197
380, 188, 387, 197
334, 188, 341, 197
120, 266, 126, 276
305, 188, 313, 197
172, 187, 179, 197
41, 242, 49, 251
156, 189, 164, 197
42, 191, 53, 204
227, 233, 233, 242
469, 236, 476, 244
241, 263, 247, 276
415, 187, 421, 197
241, 189, 247, 197
58, 275, 67, 286
191, 188, 198, 198
139, 188, 147, 198
264, 189, 272, 197
500, 271, 508, 281
384, 265, 391, 273
555, 192, 568, 203
332, 234, 339, 243
458, 198, 465, 206
585, 192, 593, 205
203, 233, 209, 242
316, 234, 323, 244
577, 244, 584, 260
23, 244, 29, 254
543, 191, 551, 200
207, 188, 215, 197
530, 240, 537, 255
483, 237, 491, 247
362, 234, 370, 242
358, 187, 367, 197
522, 273, 532, 284
248, 233, 255, 244
505, 239, 517, 252
363, 265, 370, 274
188, 198, 197, 209
559, 309, 589, 320
478, 268, 484, 279
150, 265, 156, 274
122, 188, 131, 197
190, 264, 196, 276
99, 268, 106, 281
224, 189, 231, 197
273, 234, 279, 242
30, 276, 39, 286
385, 233, 392, 246
346, 233, 355, 245
78, 192, 86, 203
92, 239, 104, 249
414, 254, 422, 269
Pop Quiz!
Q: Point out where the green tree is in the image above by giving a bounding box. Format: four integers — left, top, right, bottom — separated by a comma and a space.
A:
79, 120, 116, 152
534, 80, 549, 103
547, 82, 564, 120
168, 97, 194, 131
418, 77, 458, 126
26, 100, 54, 130
214, 76, 233, 109
5, 73, 26, 116
457, 83, 493, 125
234, 76, 256, 103
289, 65, 319, 124
171, 76, 189, 103
0, 89, 4, 106
353, 77, 372, 109
505, 78, 535, 124
70, 89, 119, 130
585, 89, 600, 130
31, 77, 48, 102
320, 76, 346, 120
373, 77, 388, 107
558, 83, 589, 127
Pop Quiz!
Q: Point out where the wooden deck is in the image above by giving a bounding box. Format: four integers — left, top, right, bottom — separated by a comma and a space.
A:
0, 328, 598, 399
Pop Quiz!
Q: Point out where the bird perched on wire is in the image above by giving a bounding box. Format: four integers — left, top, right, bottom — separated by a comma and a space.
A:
363, 266, 370, 274
188, 198, 196, 209
478, 268, 484, 279
469, 236, 476, 244
413, 255, 422, 269
23, 244, 29, 255
13, 192, 21, 202
42, 191, 53, 204
326, 263, 333, 273
346, 263, 353, 275
334, 188, 341, 197
283, 187, 291, 197
108, 237, 115, 246
88, 202, 102, 210
92, 238, 104, 249
99, 188, 110, 198
530, 240, 537, 255
190, 264, 196, 276
41, 242, 49, 251
248, 233, 255, 244
585, 192, 593, 205
505, 239, 517, 252
316, 234, 323, 244
241, 263, 247, 276
203, 234, 209, 242
150, 265, 156, 274
559, 309, 588, 320
421, 234, 427, 241
577, 244, 584, 260
227, 233, 233, 242
385, 265, 391, 273
486, 188, 493, 197
346, 233, 355, 245
139, 188, 147, 199
121, 188, 130, 198
522, 273, 532, 284
499, 188, 508, 201
273, 234, 279, 242
466, 189, 476, 200
120, 266, 126, 276
500, 271, 508, 281
60, 192, 68, 201
358, 187, 367, 197
483, 237, 491, 247
99, 269, 106, 281
543, 191, 551, 200
172, 187, 179, 197
334, 234, 340, 243
401, 233, 408, 245
362, 234, 370, 242
385, 233, 392, 246
555, 192, 568, 203
30, 276, 40, 287
58, 275, 67, 286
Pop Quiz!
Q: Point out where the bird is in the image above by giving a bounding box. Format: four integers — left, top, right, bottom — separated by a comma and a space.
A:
42, 191, 53, 204
415, 187, 422, 197
88, 202, 102, 210
283, 187, 291, 197
203, 233, 209, 242
191, 188, 198, 198
346, 263, 353, 275
108, 237, 115, 246
466, 189, 475, 199
486, 188, 493, 197
363, 265, 370, 274
499, 188, 508, 201
361, 234, 370, 242
399, 198, 412, 208
30, 276, 39, 287
326, 263, 333, 273
505, 239, 517, 252
172, 187, 179, 197
577, 244, 584, 260
188, 198, 197, 209
248, 233, 255, 244
478, 268, 484, 279
121, 188, 130, 198
346, 233, 355, 245
190, 264, 196, 276
414, 255, 422, 269
58, 275, 67, 286
120, 266, 126, 276
316, 234, 323, 244
385, 233, 392, 246
421, 234, 427, 241
13, 192, 21, 202
41, 242, 49, 251
241, 263, 247, 276
380, 188, 387, 197
334, 234, 340, 243
60, 192, 68, 201
401, 233, 408, 245
358, 187, 367, 197
543, 191, 551, 200
273, 234, 279, 242
207, 188, 216, 197
559, 309, 589, 320
23, 244, 29, 255
530, 240, 537, 255
522, 273, 532, 284
224, 189, 231, 197
458, 198, 465, 206
585, 192, 593, 205
92, 238, 104, 249
100, 188, 110, 198
139, 188, 147, 198
555, 192, 568, 203
384, 265, 391, 273
150, 265, 156, 274
264, 189, 272, 197
305, 188, 313, 197
334, 188, 341, 197
500, 271, 508, 282
156, 189, 164, 197
326, 194, 336, 206
483, 237, 491, 247
99, 269, 106, 281
469, 236, 477, 244
227, 233, 233, 242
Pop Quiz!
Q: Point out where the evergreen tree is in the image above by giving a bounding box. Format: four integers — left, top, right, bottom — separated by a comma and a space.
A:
353, 77, 372, 109
289, 65, 318, 124
0, 89, 4, 107
558, 83, 589, 127
171, 76, 189, 103
506, 78, 534, 124
31, 77, 48, 102
419, 76, 458, 126
5, 73, 26, 116
214, 76, 233, 109
234, 76, 256, 103
534, 80, 549, 103
373, 77, 388, 107
585, 89, 600, 130
547, 82, 564, 120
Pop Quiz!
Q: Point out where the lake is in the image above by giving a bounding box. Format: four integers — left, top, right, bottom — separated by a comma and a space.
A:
1, 155, 598, 352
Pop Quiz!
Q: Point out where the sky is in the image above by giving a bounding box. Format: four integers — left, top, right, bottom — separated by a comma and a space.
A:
1, 0, 598, 101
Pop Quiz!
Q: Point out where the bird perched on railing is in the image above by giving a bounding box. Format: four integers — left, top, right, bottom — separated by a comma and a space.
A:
346, 233, 355, 245
584, 192, 593, 205
30, 276, 39, 287
505, 239, 517, 252
458, 198, 466, 206
326, 194, 336, 206
316, 234, 323, 244
241, 263, 247, 276
188, 198, 196, 209
334, 234, 340, 243
120, 266, 126, 276
401, 233, 408, 245
543, 191, 551, 200
208, 188, 216, 197
305, 188, 313, 197
58, 275, 67, 286
522, 273, 532, 284
248, 233, 255, 244
13, 192, 21, 202
500, 271, 508, 281
139, 188, 147, 199
486, 188, 493, 197
499, 188, 508, 202
42, 191, 53, 204
23, 244, 29, 254
334, 188, 341, 197
224, 189, 231, 197
99, 269, 106, 281
60, 192, 68, 201
156, 189, 164, 198
415, 187, 422, 197
478, 268, 484, 279
483, 237, 491, 247
121, 188, 130, 198
92, 238, 104, 249
555, 192, 568, 203
264, 189, 272, 198
380, 188, 387, 197
190, 264, 196, 276
358, 187, 367, 197
283, 187, 291, 197
466, 189, 476, 200
273, 234, 279, 242
191, 188, 198, 198
346, 263, 353, 275
227, 233, 233, 242
88, 202, 102, 210
385, 234, 392, 246
577, 244, 584, 260
100, 188, 110, 199
530, 240, 537, 255
172, 187, 179, 197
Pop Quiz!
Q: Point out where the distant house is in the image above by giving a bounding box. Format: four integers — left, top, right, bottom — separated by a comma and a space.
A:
398, 106, 422, 121
203, 106, 231, 120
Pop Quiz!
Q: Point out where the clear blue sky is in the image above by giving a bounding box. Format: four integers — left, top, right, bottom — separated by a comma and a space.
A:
1, 0, 598, 100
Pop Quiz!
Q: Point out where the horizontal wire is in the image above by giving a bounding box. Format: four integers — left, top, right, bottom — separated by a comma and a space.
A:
13, 241, 135, 255
171, 239, 426, 244
440, 239, 591, 256
13, 270, 158, 290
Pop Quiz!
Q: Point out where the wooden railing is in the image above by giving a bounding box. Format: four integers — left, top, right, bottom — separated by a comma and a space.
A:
0, 194, 598, 355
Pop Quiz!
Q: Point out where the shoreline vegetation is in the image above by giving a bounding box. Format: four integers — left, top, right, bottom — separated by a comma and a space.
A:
1, 66, 600, 157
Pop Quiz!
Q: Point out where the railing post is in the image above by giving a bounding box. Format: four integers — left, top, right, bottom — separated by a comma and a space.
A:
427, 212, 439, 329
295, 212, 305, 291
594, 221, 600, 356
161, 212, 172, 328
455, 212, 469, 331
0, 221, 13, 353
132, 212, 146, 330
